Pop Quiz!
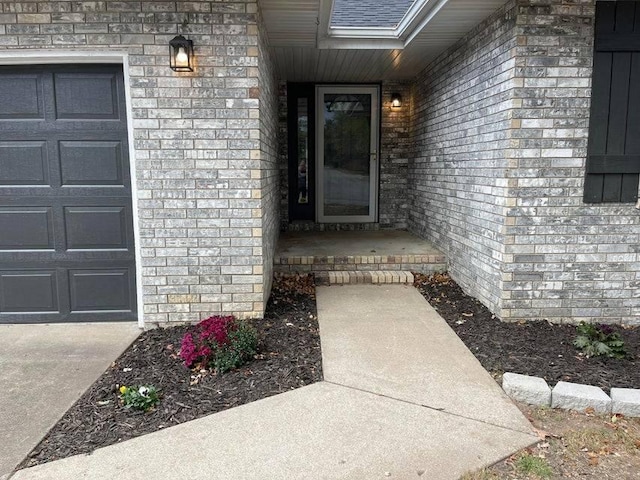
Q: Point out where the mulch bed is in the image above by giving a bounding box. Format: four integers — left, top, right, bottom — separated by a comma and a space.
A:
414, 273, 640, 393
21, 274, 321, 469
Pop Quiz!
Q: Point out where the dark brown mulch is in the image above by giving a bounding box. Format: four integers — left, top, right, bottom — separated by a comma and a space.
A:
414, 273, 640, 393
21, 274, 321, 469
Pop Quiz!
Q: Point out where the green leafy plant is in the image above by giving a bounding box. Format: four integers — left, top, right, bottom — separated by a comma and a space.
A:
119, 385, 160, 411
180, 315, 258, 374
573, 322, 626, 359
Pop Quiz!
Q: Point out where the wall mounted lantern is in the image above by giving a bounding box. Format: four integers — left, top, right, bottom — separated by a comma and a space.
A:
391, 93, 402, 108
169, 35, 194, 72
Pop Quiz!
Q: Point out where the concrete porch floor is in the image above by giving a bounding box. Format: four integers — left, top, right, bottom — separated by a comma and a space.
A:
277, 230, 443, 257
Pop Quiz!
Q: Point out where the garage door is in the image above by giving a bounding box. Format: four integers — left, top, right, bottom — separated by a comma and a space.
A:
0, 65, 137, 323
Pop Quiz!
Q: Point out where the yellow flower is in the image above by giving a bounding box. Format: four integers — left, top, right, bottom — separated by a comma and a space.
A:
119, 386, 128, 395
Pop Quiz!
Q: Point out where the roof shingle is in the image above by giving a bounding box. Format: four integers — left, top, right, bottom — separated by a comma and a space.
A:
330, 0, 416, 28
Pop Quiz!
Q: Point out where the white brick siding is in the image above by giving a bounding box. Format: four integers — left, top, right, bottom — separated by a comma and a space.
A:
409, 0, 640, 325
0, 0, 278, 323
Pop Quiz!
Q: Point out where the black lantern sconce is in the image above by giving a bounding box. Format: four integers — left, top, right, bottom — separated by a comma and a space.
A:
169, 35, 194, 72
391, 93, 402, 109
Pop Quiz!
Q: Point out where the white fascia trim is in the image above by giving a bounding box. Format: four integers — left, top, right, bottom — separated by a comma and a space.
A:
317, 0, 449, 49
317, 37, 404, 49
0, 49, 146, 329
0, 49, 129, 64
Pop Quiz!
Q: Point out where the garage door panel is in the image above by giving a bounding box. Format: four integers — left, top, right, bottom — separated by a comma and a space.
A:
69, 269, 133, 312
0, 65, 136, 323
59, 140, 124, 186
54, 73, 120, 120
0, 207, 54, 250
0, 270, 58, 313
0, 74, 44, 120
64, 206, 128, 250
0, 141, 49, 186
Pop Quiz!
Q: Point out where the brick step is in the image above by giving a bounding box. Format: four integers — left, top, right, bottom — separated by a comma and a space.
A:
275, 254, 446, 274
315, 270, 415, 286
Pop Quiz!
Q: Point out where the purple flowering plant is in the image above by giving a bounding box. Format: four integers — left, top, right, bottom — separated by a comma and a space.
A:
179, 315, 258, 373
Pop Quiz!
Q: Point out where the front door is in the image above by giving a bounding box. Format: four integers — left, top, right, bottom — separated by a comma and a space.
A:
316, 86, 379, 223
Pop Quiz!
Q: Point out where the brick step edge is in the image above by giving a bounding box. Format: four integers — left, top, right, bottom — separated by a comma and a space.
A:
314, 271, 415, 286
502, 372, 640, 417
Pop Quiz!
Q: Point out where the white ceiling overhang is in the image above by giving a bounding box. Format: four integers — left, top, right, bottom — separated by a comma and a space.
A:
260, 0, 509, 82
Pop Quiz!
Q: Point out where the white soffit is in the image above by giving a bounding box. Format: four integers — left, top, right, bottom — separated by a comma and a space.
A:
261, 0, 319, 48
261, 0, 508, 82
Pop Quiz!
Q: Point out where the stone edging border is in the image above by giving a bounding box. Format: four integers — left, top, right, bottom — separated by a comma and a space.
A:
502, 372, 640, 418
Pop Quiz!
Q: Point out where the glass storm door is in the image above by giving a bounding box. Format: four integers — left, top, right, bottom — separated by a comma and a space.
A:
316, 86, 379, 223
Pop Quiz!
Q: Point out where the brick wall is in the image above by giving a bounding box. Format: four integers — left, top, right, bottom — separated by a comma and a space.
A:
257, 6, 279, 308
504, 0, 640, 324
0, 0, 278, 323
408, 0, 518, 315
409, 0, 640, 325
380, 82, 410, 229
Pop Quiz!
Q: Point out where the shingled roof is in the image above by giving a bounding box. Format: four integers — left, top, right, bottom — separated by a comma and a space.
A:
330, 0, 416, 28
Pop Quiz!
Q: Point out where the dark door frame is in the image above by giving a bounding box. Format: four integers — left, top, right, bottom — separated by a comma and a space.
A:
287, 83, 316, 222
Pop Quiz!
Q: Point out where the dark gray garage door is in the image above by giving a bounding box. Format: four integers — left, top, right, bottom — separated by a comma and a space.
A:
0, 65, 137, 323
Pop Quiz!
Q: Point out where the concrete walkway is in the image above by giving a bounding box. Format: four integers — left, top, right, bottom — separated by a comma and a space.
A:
9, 286, 537, 480
0, 323, 141, 480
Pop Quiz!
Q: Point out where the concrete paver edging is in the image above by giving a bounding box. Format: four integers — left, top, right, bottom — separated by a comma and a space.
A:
502, 372, 640, 417
502, 373, 552, 407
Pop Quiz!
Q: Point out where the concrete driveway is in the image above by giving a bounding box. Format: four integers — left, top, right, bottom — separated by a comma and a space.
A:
0, 323, 140, 480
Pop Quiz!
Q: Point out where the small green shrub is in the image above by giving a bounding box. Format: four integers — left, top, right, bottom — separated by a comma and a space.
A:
179, 315, 258, 374
211, 322, 259, 373
119, 385, 159, 411
573, 322, 627, 359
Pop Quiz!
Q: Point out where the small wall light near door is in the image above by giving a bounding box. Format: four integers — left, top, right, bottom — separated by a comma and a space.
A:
169, 35, 194, 72
391, 93, 402, 109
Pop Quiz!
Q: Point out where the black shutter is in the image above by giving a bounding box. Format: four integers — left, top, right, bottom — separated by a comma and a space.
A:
585, 1, 640, 203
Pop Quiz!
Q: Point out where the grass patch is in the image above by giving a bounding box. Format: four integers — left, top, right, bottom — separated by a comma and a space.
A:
564, 424, 640, 456
515, 453, 553, 479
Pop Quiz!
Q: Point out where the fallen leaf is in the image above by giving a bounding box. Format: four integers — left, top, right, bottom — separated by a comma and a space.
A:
461, 312, 473, 317
599, 446, 613, 456
611, 414, 623, 423
585, 406, 595, 415
533, 427, 551, 440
